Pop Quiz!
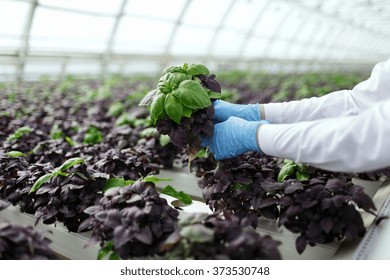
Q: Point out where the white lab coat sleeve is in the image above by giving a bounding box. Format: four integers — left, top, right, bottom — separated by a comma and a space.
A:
258, 100, 390, 173
263, 58, 390, 124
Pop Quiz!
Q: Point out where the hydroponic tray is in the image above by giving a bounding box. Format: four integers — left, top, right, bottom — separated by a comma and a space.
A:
0, 205, 99, 260
1, 173, 389, 260
351, 178, 390, 259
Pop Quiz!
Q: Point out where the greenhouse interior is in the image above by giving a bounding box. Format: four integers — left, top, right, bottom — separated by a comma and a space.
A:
1, 0, 390, 260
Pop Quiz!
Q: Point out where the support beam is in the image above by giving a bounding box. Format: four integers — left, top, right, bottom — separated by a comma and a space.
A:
288, 0, 390, 40
261, 5, 296, 60
160, 0, 192, 70
282, 12, 312, 61
16, 0, 38, 81
205, 0, 236, 63
236, 0, 273, 64
101, 0, 128, 78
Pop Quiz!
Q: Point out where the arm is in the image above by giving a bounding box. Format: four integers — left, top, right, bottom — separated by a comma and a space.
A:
263, 58, 390, 124
259, 100, 390, 173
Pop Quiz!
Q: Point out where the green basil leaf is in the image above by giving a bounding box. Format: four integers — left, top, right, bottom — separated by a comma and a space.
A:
150, 93, 166, 124
233, 183, 249, 191
296, 172, 311, 181
180, 224, 214, 243
140, 127, 158, 138
157, 73, 171, 94
29, 173, 54, 193
168, 72, 190, 90
164, 93, 183, 124
7, 126, 33, 142
103, 177, 134, 193
177, 191, 192, 205
194, 148, 208, 158
159, 134, 171, 147
97, 241, 114, 260
53, 171, 68, 177
97, 248, 110, 260
50, 124, 64, 140
162, 65, 184, 75
6, 151, 26, 157
182, 106, 193, 118
58, 157, 85, 172
160, 185, 177, 197
83, 126, 103, 145
65, 136, 75, 147
297, 163, 310, 173
108, 102, 124, 117
186, 64, 210, 76
207, 90, 222, 99
161, 185, 192, 205
277, 164, 296, 182
158, 72, 190, 94
142, 175, 172, 183
177, 80, 211, 110
108, 252, 121, 260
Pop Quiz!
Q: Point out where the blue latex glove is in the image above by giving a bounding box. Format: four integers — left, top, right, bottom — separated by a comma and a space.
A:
201, 116, 269, 160
213, 100, 261, 123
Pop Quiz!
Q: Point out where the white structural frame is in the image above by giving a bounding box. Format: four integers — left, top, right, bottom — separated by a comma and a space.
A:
0, 0, 389, 80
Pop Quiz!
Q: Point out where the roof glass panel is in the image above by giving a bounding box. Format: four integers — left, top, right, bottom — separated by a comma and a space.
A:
293, 17, 320, 45
181, 0, 228, 28
0, 0, 389, 80
253, 1, 290, 39
241, 37, 269, 58
0, 64, 15, 74
265, 40, 291, 59
211, 30, 245, 57
113, 17, 175, 54
301, 23, 332, 59
0, 0, 30, 49
169, 25, 214, 55
66, 62, 101, 74
24, 61, 62, 75
0, 37, 21, 52
29, 7, 114, 52
39, 0, 122, 15
223, 0, 269, 32
121, 61, 160, 74
276, 10, 307, 41
124, 0, 185, 21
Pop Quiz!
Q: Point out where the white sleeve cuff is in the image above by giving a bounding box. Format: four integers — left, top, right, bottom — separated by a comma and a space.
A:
262, 103, 284, 124
257, 124, 280, 157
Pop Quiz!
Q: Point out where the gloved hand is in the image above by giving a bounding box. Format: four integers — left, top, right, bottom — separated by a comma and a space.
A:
201, 116, 269, 160
212, 100, 262, 123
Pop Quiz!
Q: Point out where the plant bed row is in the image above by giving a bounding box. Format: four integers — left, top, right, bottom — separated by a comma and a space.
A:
0, 190, 213, 260
1, 175, 387, 260
0, 69, 388, 259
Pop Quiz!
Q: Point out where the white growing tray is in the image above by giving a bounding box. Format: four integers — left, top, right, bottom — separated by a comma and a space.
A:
0, 205, 100, 260
1, 169, 389, 260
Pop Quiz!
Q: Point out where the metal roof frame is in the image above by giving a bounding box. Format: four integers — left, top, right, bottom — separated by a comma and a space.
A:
0, 0, 389, 80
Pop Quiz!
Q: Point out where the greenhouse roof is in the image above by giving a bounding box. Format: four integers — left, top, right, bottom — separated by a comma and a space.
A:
0, 0, 389, 80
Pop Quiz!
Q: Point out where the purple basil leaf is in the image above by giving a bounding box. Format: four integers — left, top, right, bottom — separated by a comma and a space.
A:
331, 195, 349, 207
134, 228, 153, 245
258, 197, 278, 209
302, 200, 318, 209
84, 205, 103, 215
295, 235, 307, 254
284, 182, 304, 194
113, 225, 132, 248
320, 216, 333, 233
306, 221, 322, 238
